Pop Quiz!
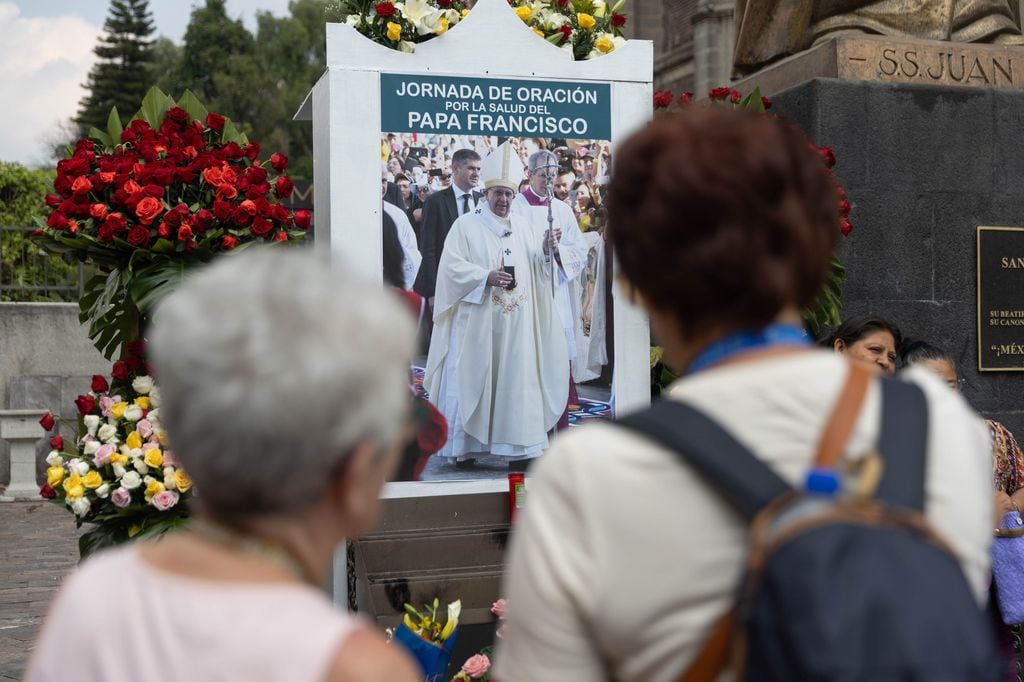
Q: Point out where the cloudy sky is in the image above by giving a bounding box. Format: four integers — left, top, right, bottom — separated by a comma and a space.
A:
0, 1, 293, 167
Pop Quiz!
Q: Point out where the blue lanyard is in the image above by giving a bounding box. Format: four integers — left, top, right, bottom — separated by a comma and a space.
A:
684, 324, 811, 376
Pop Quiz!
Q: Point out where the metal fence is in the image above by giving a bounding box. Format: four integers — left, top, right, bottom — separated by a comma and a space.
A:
0, 226, 84, 302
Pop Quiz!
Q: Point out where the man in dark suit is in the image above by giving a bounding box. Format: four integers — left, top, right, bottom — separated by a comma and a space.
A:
415, 149, 482, 303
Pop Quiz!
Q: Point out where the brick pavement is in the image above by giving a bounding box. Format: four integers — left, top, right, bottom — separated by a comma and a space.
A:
0, 501, 82, 681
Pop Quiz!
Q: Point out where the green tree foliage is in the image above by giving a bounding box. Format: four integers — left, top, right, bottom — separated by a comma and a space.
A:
0, 163, 79, 301
75, 0, 156, 136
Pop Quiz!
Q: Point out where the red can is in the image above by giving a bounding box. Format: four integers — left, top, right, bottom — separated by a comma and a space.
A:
508, 472, 525, 522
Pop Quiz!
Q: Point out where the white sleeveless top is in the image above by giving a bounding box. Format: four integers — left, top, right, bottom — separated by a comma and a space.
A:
27, 545, 364, 682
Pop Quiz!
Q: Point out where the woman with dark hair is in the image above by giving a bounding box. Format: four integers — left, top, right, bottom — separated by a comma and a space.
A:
824, 315, 902, 374
494, 108, 993, 681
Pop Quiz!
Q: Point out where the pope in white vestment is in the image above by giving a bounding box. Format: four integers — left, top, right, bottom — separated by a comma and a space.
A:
424, 143, 568, 463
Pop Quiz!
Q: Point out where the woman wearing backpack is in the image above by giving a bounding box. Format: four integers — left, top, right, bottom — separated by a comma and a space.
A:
494, 108, 996, 681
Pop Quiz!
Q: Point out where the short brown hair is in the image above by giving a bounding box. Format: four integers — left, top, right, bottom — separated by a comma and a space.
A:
607, 107, 839, 337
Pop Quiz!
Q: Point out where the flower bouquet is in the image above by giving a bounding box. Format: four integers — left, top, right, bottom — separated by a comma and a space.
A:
393, 598, 462, 680
33, 86, 310, 359
326, 0, 628, 60
450, 598, 506, 681
39, 341, 190, 557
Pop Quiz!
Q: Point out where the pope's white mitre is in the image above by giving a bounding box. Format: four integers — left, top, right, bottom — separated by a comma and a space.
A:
480, 141, 525, 192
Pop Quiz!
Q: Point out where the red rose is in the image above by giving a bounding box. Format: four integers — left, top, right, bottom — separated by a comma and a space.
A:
203, 165, 225, 187
50, 435, 64, 451
678, 91, 694, 106
111, 361, 129, 382
273, 204, 290, 223
143, 184, 164, 198
218, 184, 238, 200
222, 142, 244, 159
240, 199, 258, 216
245, 182, 270, 200
558, 24, 572, 39
98, 171, 115, 184
653, 91, 673, 109
818, 146, 836, 168
71, 176, 93, 195
275, 176, 294, 198
222, 235, 239, 250
194, 208, 213, 230
375, 1, 397, 17
709, 86, 731, 100
245, 142, 260, 161
231, 206, 252, 226
91, 374, 109, 393
89, 203, 108, 220
165, 106, 189, 124
45, 193, 61, 208
40, 484, 56, 499
250, 217, 273, 236
437, 0, 452, 7
611, 13, 626, 26
47, 211, 69, 230
213, 199, 233, 222
74, 394, 96, 415
729, 89, 742, 104
206, 112, 226, 132
293, 210, 311, 230
157, 221, 172, 238
840, 217, 853, 236
127, 225, 150, 247
125, 340, 145, 358
39, 412, 55, 431
270, 153, 289, 173
272, 230, 288, 242
246, 166, 268, 184
104, 212, 127, 233
557, 0, 568, 6
177, 224, 194, 241
135, 196, 164, 225
838, 199, 851, 216
761, 96, 773, 110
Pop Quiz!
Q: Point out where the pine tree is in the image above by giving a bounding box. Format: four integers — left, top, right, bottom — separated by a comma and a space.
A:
75, 0, 156, 135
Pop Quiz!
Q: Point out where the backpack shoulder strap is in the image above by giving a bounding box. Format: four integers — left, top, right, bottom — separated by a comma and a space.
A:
874, 376, 928, 511
617, 400, 790, 521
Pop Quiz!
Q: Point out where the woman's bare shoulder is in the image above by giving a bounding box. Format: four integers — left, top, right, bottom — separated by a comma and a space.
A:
324, 628, 420, 682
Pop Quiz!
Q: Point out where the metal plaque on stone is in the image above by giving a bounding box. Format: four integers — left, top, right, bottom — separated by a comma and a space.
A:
977, 226, 1024, 371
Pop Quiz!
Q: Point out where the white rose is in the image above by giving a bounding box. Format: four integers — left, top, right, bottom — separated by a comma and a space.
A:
398, 40, 417, 53
83, 440, 100, 456
344, 13, 360, 26
131, 375, 154, 395
46, 450, 62, 466
124, 405, 143, 422
95, 483, 110, 499
163, 466, 174, 478
163, 475, 176, 490
148, 388, 161, 408
112, 463, 127, 479
69, 497, 91, 517
133, 459, 149, 475
129, 448, 142, 459
83, 414, 101, 436
97, 424, 118, 443
121, 471, 142, 490
147, 408, 160, 426
73, 460, 91, 476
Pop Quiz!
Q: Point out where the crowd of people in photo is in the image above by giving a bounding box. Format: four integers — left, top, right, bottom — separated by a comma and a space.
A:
27, 107, 1024, 682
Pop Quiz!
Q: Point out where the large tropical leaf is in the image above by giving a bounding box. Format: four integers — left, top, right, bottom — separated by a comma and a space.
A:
176, 89, 209, 126
130, 257, 188, 315
79, 268, 140, 359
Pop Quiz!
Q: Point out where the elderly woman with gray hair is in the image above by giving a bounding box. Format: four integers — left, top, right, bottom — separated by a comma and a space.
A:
27, 249, 420, 682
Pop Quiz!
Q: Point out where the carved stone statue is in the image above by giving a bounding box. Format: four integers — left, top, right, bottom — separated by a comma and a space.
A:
735, 0, 1024, 73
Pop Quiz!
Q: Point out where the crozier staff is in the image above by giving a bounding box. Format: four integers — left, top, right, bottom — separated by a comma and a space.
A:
424, 141, 568, 467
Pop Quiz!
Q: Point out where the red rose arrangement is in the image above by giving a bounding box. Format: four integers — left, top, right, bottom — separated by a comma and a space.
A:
34, 87, 309, 358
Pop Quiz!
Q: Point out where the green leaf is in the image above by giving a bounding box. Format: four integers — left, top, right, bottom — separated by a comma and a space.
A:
176, 89, 209, 125
150, 238, 175, 254
739, 86, 764, 112
221, 119, 247, 146
130, 258, 187, 314
88, 127, 113, 148
134, 86, 174, 128
106, 106, 124, 146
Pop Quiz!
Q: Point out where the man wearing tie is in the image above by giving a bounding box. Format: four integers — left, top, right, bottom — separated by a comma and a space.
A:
415, 149, 482, 303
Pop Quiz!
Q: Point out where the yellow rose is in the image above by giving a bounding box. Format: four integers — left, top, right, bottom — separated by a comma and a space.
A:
156, 430, 169, 446
46, 466, 65, 487
110, 453, 129, 466
577, 13, 596, 29
83, 471, 104, 489
63, 474, 84, 500
515, 6, 532, 21
386, 21, 402, 42
125, 431, 143, 451
533, 27, 545, 38
134, 397, 151, 411
461, 8, 470, 17
109, 402, 128, 420
595, 36, 615, 53
436, 17, 449, 35
144, 480, 165, 502
174, 469, 193, 494
144, 448, 163, 468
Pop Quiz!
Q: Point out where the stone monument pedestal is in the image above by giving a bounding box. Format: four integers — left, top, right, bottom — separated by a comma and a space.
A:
0, 410, 45, 501
763, 76, 1024, 435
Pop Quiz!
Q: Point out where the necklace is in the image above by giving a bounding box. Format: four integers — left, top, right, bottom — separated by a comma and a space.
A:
188, 518, 316, 586
684, 323, 811, 376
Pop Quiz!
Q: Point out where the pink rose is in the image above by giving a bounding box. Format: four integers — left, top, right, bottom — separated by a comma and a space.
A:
111, 487, 132, 508
94, 443, 116, 467
136, 419, 153, 439
162, 450, 178, 466
490, 598, 507, 618
151, 490, 180, 511
461, 654, 490, 679
99, 395, 121, 417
